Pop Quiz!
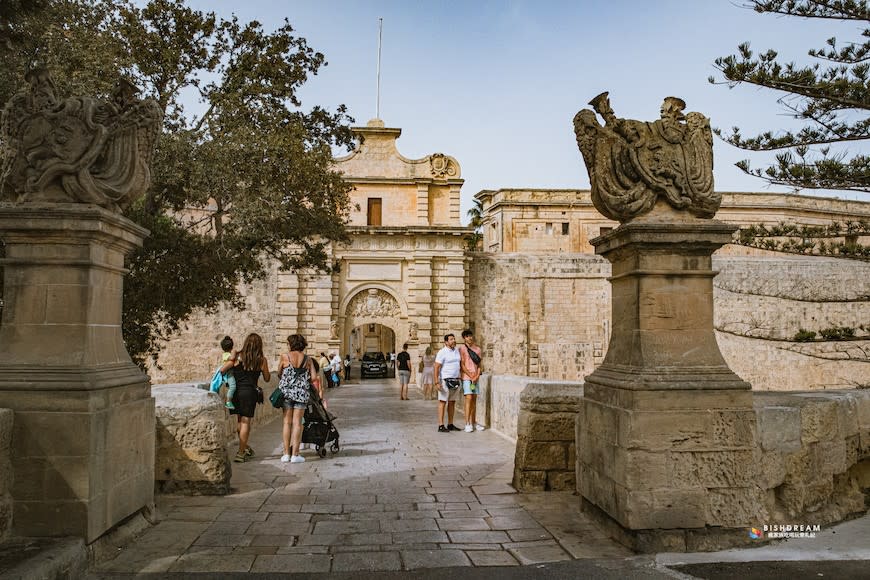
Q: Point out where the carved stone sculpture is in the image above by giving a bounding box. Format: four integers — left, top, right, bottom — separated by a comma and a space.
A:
573, 92, 718, 222
408, 321, 418, 341
1, 67, 162, 212
348, 288, 401, 318
429, 153, 457, 178
329, 319, 339, 340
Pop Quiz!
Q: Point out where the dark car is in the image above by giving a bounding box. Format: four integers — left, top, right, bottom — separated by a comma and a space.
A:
361, 352, 387, 378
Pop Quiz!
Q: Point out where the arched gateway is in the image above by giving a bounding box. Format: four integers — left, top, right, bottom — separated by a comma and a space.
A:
271, 119, 472, 369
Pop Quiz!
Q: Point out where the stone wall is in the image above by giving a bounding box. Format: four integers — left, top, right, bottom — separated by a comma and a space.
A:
513, 383, 582, 492
755, 389, 870, 525
152, 385, 231, 495
467, 252, 867, 391
468, 254, 610, 380
713, 256, 870, 390
147, 251, 868, 393
146, 264, 280, 384
0, 408, 12, 540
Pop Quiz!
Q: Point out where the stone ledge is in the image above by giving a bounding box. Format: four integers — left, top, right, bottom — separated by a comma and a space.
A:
152, 385, 230, 495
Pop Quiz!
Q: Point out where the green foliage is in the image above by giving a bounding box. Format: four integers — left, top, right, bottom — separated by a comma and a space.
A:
793, 328, 817, 341
711, 1, 870, 193
734, 220, 870, 260
0, 0, 355, 365
819, 326, 856, 340
464, 197, 483, 251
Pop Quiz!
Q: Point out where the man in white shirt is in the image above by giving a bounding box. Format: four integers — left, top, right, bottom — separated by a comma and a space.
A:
433, 333, 462, 433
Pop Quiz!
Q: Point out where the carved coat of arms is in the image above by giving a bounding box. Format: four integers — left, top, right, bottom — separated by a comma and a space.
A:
573, 92, 719, 223
1, 68, 162, 212
429, 153, 456, 178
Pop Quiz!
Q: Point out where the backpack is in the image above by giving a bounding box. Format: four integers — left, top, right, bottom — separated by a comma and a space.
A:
279, 355, 311, 403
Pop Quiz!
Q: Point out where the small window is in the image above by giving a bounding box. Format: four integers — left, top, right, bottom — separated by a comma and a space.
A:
561, 222, 569, 235
600, 227, 612, 236
545, 222, 553, 235
367, 198, 382, 226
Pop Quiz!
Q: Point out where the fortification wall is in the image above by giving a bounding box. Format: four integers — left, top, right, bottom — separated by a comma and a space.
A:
146, 264, 280, 384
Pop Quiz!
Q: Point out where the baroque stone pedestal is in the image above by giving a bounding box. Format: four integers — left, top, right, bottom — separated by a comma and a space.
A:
0, 203, 155, 542
578, 212, 764, 552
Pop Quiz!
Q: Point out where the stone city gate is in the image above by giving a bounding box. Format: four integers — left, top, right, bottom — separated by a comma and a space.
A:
340, 285, 411, 361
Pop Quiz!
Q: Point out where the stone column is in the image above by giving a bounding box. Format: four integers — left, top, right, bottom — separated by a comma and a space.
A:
0, 203, 155, 542
578, 214, 764, 551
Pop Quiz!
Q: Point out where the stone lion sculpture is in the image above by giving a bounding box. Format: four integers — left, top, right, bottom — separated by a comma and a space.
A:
573, 92, 719, 223
1, 67, 162, 212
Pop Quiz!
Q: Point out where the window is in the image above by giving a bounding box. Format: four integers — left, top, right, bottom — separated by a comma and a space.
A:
545, 222, 553, 235
600, 227, 612, 236
561, 222, 569, 235
367, 198, 382, 226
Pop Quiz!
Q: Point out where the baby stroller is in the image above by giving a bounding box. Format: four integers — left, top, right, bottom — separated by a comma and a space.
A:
301, 385, 340, 458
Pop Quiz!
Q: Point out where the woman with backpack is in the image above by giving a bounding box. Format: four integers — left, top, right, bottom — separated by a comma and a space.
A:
277, 334, 317, 464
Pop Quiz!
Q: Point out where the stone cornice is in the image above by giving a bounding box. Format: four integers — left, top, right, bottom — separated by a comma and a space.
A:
474, 188, 870, 218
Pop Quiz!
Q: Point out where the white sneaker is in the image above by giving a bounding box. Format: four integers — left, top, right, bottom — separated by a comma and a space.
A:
280, 454, 291, 463
290, 455, 305, 463
475, 424, 485, 431
464, 424, 474, 433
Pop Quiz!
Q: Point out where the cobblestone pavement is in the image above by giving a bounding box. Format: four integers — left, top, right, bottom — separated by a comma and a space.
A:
93, 379, 631, 575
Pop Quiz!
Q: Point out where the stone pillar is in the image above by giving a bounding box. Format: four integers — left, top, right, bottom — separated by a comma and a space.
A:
578, 213, 764, 552
0, 203, 155, 542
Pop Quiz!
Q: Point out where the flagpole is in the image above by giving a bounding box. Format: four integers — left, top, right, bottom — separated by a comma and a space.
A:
376, 17, 383, 119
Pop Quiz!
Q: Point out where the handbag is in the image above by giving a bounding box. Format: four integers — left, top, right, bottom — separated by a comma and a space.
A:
418, 359, 424, 373
269, 386, 284, 409
444, 378, 462, 390
466, 347, 482, 367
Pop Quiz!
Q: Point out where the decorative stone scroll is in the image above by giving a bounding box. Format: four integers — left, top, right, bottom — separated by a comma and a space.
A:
429, 153, 457, 178
1, 67, 162, 212
348, 288, 401, 318
573, 92, 718, 222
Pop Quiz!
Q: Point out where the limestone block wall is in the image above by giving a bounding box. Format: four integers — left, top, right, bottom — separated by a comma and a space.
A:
0, 408, 12, 540
468, 254, 610, 380
147, 264, 280, 384
713, 256, 870, 390
754, 390, 870, 526
478, 374, 577, 442
513, 383, 583, 492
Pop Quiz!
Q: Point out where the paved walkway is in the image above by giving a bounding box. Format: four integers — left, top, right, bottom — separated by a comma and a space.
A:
92, 379, 630, 575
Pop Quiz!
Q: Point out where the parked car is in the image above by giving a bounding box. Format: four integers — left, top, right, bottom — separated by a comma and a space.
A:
361, 352, 388, 378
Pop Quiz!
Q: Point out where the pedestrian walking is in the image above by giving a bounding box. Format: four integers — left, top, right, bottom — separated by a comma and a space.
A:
277, 334, 316, 464
396, 343, 412, 400
343, 353, 352, 381
221, 333, 270, 463
420, 346, 436, 400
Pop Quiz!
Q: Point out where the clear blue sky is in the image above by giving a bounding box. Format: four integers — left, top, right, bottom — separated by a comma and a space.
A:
190, 0, 867, 221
